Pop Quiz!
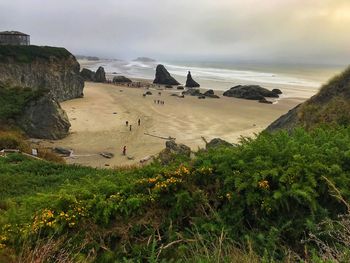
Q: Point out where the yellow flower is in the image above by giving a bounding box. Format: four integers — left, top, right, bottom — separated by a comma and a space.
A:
258, 180, 270, 190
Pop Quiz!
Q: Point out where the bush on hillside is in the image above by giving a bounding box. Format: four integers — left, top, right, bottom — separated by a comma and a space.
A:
0, 126, 350, 261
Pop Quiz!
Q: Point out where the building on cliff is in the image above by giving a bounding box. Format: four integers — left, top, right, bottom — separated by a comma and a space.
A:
0, 31, 30, 46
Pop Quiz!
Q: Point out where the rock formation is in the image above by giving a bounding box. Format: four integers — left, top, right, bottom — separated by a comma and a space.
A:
153, 64, 180, 85
185, 71, 200, 88
203, 89, 220, 98
17, 94, 70, 139
182, 89, 201, 96
182, 89, 219, 98
223, 85, 279, 100
80, 68, 95, 81
0, 45, 84, 139
113, 76, 132, 83
267, 66, 350, 132
94, 66, 106, 82
0, 45, 84, 102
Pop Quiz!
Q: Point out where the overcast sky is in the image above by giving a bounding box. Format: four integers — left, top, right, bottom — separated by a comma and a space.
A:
1, 0, 350, 65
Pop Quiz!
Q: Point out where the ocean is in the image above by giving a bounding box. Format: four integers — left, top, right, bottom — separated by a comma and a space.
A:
80, 59, 344, 99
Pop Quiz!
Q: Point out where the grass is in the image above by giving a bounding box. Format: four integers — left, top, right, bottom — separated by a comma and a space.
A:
0, 45, 72, 64
0, 84, 48, 121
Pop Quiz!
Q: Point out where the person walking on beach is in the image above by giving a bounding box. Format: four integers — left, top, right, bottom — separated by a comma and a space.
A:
122, 146, 127, 156
126, 120, 129, 126
129, 125, 132, 131
138, 119, 141, 126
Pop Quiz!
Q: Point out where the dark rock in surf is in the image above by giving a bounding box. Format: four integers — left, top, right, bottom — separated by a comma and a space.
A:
185, 71, 200, 88
153, 64, 180, 85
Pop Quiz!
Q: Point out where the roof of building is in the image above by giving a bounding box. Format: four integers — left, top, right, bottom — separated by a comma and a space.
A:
0, 31, 29, 36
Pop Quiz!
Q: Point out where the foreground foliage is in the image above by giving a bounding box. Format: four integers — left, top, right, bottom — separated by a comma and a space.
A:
1, 126, 350, 262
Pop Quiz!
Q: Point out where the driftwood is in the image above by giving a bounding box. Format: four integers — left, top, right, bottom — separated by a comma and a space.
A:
0, 149, 44, 161
144, 133, 175, 140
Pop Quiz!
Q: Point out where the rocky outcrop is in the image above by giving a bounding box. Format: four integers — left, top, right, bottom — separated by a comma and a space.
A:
182, 89, 201, 96
17, 94, 70, 139
272, 89, 282, 95
259, 98, 273, 104
94, 66, 106, 83
182, 89, 219, 98
203, 89, 220, 98
0, 46, 85, 139
206, 138, 233, 149
266, 66, 350, 132
0, 46, 84, 102
158, 140, 191, 164
185, 71, 200, 88
113, 76, 132, 83
80, 68, 95, 81
153, 64, 180, 85
223, 85, 279, 100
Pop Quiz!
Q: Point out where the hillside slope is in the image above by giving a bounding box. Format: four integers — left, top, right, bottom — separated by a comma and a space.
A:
1, 126, 350, 262
267, 66, 350, 131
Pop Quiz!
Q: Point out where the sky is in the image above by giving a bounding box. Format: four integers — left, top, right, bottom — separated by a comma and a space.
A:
1, 0, 350, 65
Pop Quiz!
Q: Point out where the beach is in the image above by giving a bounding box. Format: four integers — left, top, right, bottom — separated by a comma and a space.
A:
40, 81, 304, 168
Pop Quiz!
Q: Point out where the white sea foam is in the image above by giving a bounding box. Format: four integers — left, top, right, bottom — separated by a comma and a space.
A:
163, 63, 320, 88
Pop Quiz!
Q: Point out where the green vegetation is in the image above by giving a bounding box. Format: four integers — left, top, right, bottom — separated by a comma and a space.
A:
0, 84, 48, 121
0, 45, 72, 63
1, 126, 350, 262
299, 66, 350, 129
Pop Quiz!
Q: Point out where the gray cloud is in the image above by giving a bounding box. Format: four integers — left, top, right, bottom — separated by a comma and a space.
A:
1, 0, 349, 64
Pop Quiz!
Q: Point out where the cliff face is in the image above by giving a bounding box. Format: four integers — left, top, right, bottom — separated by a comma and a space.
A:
0, 46, 83, 139
267, 66, 350, 132
0, 46, 84, 102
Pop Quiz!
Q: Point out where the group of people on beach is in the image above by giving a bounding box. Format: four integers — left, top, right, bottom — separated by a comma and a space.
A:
154, 100, 165, 105
122, 118, 141, 156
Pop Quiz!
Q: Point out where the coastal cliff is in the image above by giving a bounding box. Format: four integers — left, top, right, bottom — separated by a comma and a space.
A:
0, 46, 83, 139
0, 45, 84, 102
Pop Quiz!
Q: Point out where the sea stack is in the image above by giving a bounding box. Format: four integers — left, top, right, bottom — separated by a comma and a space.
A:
95, 66, 106, 82
153, 64, 180, 85
185, 71, 200, 88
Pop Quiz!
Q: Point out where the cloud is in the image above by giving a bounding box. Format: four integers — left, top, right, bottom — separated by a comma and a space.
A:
0, 0, 349, 64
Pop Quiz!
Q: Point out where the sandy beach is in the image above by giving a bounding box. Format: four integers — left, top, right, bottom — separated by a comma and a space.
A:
40, 82, 304, 168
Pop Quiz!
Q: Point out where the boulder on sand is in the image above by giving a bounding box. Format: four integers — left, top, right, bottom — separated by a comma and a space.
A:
182, 89, 201, 96
259, 98, 273, 104
80, 68, 95, 81
223, 85, 279, 100
203, 89, 220, 98
95, 66, 106, 82
185, 71, 200, 88
153, 64, 180, 85
18, 94, 71, 140
272, 88, 282, 95
54, 147, 72, 156
113, 76, 132, 83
